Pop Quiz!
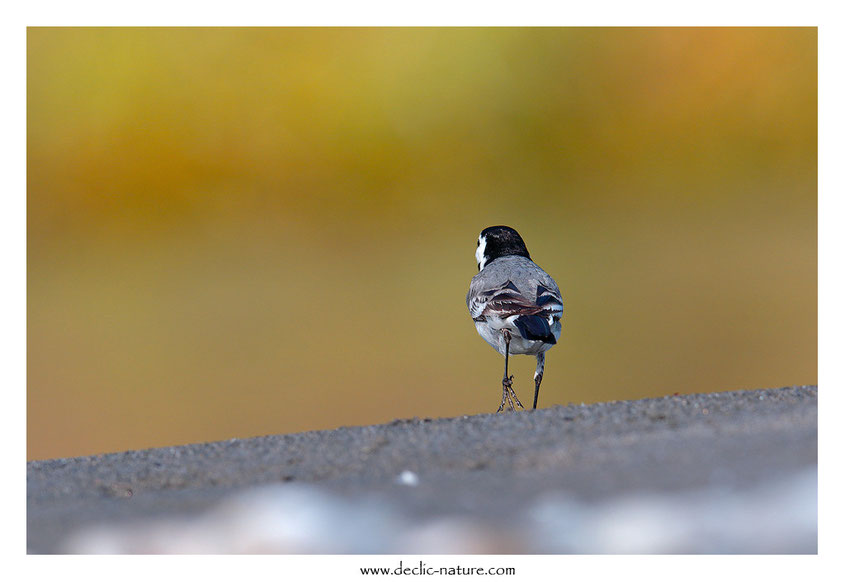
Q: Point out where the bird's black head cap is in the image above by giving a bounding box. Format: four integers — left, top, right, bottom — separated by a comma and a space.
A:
476, 225, 531, 270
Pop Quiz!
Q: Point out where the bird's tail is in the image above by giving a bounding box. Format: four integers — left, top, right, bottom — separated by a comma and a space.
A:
513, 315, 556, 344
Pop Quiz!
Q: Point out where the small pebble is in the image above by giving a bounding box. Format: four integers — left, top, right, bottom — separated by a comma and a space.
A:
395, 470, 419, 487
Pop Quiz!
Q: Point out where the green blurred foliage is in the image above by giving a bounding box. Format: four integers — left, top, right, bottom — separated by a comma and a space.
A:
27, 28, 817, 460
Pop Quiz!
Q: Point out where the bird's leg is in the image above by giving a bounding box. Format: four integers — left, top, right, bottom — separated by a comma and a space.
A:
533, 352, 545, 410
496, 330, 513, 412
496, 329, 524, 412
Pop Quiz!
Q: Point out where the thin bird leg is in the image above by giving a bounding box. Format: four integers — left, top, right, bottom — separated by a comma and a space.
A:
496, 329, 524, 412
533, 352, 545, 410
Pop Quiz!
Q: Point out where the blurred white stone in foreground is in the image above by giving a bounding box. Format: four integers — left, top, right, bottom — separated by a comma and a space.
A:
63, 468, 816, 554
529, 468, 817, 553
395, 470, 419, 487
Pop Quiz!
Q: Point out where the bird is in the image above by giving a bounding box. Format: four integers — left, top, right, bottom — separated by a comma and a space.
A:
466, 226, 563, 412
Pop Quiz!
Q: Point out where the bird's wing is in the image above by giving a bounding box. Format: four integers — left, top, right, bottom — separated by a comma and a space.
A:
534, 282, 564, 321
468, 279, 562, 322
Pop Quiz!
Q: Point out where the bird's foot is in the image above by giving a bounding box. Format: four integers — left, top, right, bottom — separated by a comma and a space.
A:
496, 375, 524, 412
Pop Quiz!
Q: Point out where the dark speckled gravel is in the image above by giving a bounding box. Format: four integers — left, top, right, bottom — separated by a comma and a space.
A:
27, 386, 817, 553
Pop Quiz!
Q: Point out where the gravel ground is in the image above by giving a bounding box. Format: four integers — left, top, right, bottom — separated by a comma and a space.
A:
27, 386, 817, 554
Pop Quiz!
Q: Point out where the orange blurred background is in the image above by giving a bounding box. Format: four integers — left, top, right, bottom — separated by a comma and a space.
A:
27, 28, 817, 460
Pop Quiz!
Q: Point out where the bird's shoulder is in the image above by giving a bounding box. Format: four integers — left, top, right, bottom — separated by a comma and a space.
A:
468, 256, 560, 297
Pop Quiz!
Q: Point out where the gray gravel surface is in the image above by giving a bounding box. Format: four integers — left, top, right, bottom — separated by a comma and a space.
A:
27, 386, 817, 553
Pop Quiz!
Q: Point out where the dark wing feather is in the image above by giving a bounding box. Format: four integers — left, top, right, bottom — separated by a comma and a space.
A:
535, 283, 564, 321
482, 289, 544, 318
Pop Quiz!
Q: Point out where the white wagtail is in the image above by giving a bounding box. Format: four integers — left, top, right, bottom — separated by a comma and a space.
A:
467, 226, 563, 412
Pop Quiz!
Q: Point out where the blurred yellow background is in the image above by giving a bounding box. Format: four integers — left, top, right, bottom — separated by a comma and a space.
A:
27, 28, 817, 460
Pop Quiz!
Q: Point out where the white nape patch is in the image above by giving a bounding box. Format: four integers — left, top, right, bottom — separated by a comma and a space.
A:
475, 234, 488, 270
